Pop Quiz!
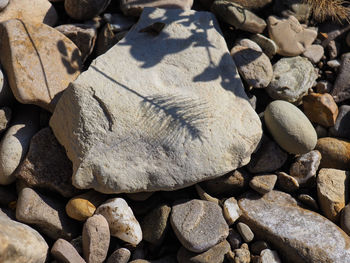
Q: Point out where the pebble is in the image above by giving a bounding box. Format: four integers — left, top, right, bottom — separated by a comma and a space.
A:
276, 172, 300, 192
298, 194, 319, 211
107, 248, 131, 263
264, 100, 317, 154
327, 59, 341, 69
250, 33, 278, 58
340, 204, 350, 236
315, 80, 333, 94
289, 150, 321, 185
64, 0, 111, 20
211, 1, 266, 33
236, 222, 254, 243
170, 199, 229, 253
227, 229, 242, 249
247, 135, 287, 173
236, 38, 262, 52
230, 45, 273, 88
249, 174, 277, 195
302, 93, 338, 127
51, 238, 86, 263
260, 249, 281, 263
0, 108, 39, 185
141, 204, 171, 245
267, 15, 317, 56
66, 190, 107, 221
0, 0, 8, 10
16, 187, 78, 240
223, 197, 241, 225
303, 44, 324, 64
82, 214, 110, 263
233, 243, 250, 263
251, 241, 269, 255
0, 107, 11, 133
331, 52, 350, 102
317, 168, 349, 222
267, 56, 317, 103
177, 240, 230, 263
95, 197, 142, 246
329, 105, 350, 139
14, 127, 78, 198
315, 137, 350, 169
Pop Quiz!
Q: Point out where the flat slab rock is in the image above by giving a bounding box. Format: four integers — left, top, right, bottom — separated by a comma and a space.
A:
238, 190, 350, 263
50, 8, 262, 194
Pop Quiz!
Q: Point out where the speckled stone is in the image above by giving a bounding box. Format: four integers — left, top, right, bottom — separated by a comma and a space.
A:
107, 248, 131, 263
249, 174, 277, 195
289, 150, 321, 185
277, 172, 299, 192
223, 197, 241, 225
233, 243, 250, 263
237, 222, 254, 243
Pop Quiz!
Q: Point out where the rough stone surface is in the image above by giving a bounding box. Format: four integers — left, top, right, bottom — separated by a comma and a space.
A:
264, 100, 317, 154
16, 187, 78, 240
95, 198, 142, 246
260, 249, 281, 263
223, 197, 241, 225
231, 45, 273, 88
267, 56, 317, 103
82, 214, 110, 263
0, 19, 82, 112
289, 150, 321, 185
238, 190, 350, 263
0, 0, 8, 10
317, 168, 349, 222
51, 238, 85, 263
315, 137, 350, 170
14, 127, 78, 198
267, 15, 317, 56
0, 108, 39, 185
303, 44, 324, 64
277, 172, 299, 192
332, 53, 350, 102
211, 1, 266, 33
107, 248, 131, 263
121, 0, 194, 16
233, 243, 250, 263
247, 135, 287, 173
170, 199, 229, 253
64, 0, 111, 20
329, 105, 350, 139
177, 241, 230, 263
303, 93, 338, 127
50, 8, 262, 194
249, 174, 277, 195
250, 33, 277, 58
0, 107, 11, 133
0, 212, 48, 263
0, 0, 58, 26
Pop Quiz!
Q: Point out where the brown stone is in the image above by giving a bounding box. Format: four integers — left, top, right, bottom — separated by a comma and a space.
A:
289, 150, 321, 185
315, 137, 350, 170
14, 127, 79, 198
51, 238, 85, 263
0, 19, 82, 112
276, 172, 299, 193
0, 107, 11, 134
303, 93, 338, 127
249, 174, 277, 195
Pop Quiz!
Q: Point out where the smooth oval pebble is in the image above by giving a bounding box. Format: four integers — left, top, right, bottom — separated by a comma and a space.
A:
264, 100, 317, 154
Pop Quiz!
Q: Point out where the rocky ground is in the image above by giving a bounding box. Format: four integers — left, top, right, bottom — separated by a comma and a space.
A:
0, 0, 349, 262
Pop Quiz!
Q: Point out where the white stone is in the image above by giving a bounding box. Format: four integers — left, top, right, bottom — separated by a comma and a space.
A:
50, 8, 262, 194
260, 249, 281, 263
95, 198, 142, 246
223, 197, 241, 225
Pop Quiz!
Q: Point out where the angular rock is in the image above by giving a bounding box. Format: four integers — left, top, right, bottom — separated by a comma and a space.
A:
64, 0, 111, 20
50, 8, 262, 194
277, 172, 299, 193
107, 248, 131, 263
0, 19, 82, 112
82, 214, 110, 263
14, 127, 78, 198
303, 44, 324, 64
231, 45, 273, 88
317, 168, 349, 222
0, 107, 39, 185
264, 100, 317, 154
170, 199, 229, 253
223, 197, 241, 225
332, 53, 350, 102
329, 105, 350, 139
247, 135, 287, 173
95, 198, 142, 245
250, 33, 277, 58
121, 0, 193, 16
267, 16, 317, 56
211, 1, 266, 33
303, 93, 338, 127
0, 212, 48, 263
239, 190, 350, 262
51, 239, 85, 263
16, 187, 78, 240
177, 240, 230, 263
315, 137, 350, 170
249, 174, 277, 195
0, 0, 58, 26
267, 56, 317, 103
233, 243, 250, 263
289, 150, 321, 185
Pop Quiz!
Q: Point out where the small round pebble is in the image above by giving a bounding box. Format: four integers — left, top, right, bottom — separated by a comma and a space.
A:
237, 222, 254, 243
223, 197, 241, 225
107, 248, 131, 263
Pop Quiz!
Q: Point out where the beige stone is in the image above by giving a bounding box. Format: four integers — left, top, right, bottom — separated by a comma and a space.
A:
0, 19, 82, 112
51, 239, 85, 263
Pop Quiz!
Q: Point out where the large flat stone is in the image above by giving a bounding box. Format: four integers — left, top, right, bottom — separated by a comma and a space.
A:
238, 191, 350, 263
50, 8, 262, 194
